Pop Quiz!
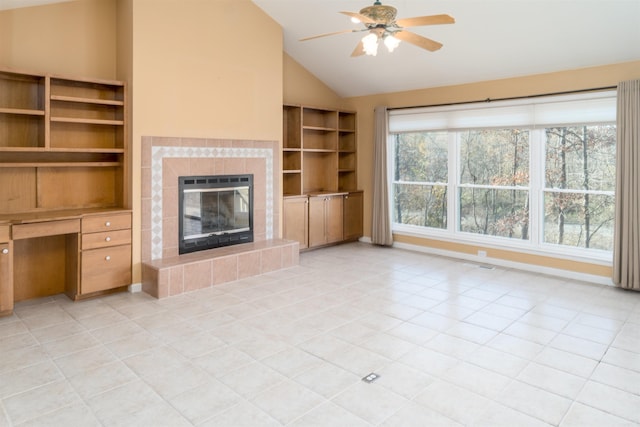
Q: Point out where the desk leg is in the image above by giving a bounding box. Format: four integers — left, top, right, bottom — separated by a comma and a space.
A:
0, 242, 13, 316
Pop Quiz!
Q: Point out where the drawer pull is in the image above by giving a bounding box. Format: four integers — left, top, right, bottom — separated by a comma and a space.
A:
105, 221, 111, 227
105, 236, 111, 242
105, 255, 111, 261
1, 248, 8, 254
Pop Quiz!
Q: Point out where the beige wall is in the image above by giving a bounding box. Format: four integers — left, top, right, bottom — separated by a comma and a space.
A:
127, 0, 283, 282
0, 0, 116, 78
3, 0, 639, 282
283, 53, 343, 108
1, 0, 283, 284
346, 60, 640, 278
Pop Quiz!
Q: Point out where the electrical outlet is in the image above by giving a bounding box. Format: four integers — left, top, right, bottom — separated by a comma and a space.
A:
478, 250, 487, 257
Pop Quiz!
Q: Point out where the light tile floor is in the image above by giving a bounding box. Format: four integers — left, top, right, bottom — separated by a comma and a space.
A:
1, 242, 639, 426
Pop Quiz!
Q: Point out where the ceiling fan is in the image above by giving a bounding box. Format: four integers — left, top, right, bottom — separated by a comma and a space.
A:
300, 1, 455, 57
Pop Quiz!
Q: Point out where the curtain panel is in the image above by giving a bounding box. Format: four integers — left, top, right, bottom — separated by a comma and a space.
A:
372, 106, 393, 246
613, 79, 640, 290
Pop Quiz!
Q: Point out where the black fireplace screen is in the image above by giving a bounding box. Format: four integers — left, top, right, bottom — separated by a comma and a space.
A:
179, 174, 253, 254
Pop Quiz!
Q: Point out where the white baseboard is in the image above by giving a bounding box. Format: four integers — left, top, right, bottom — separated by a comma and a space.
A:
386, 241, 613, 286
128, 283, 142, 293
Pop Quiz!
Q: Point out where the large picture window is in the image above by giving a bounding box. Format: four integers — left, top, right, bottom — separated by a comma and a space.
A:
389, 91, 616, 259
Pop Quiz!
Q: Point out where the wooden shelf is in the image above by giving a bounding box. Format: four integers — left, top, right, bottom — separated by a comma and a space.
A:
51, 117, 124, 126
0, 147, 46, 152
0, 67, 128, 215
0, 162, 121, 168
0, 108, 45, 116
0, 147, 124, 154
302, 125, 336, 132
48, 147, 125, 153
50, 95, 124, 106
304, 148, 335, 153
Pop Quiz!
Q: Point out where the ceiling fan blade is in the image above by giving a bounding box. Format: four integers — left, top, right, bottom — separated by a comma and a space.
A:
395, 14, 455, 28
351, 40, 365, 57
300, 29, 355, 41
340, 11, 377, 24
394, 30, 443, 51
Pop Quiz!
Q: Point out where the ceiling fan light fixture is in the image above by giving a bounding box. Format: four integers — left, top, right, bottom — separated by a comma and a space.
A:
383, 34, 400, 52
362, 33, 379, 56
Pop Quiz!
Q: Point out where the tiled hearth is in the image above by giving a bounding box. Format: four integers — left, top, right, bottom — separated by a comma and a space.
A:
140, 136, 298, 298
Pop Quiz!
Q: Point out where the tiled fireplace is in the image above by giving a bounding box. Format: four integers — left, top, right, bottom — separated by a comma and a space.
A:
141, 136, 299, 298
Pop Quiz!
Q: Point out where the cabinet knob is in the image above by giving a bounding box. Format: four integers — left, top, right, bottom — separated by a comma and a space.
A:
105, 221, 111, 227
1, 248, 8, 254
105, 255, 111, 261
105, 236, 111, 242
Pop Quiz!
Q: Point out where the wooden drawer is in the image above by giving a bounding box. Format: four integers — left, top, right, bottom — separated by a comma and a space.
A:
12, 219, 80, 240
82, 212, 131, 233
0, 225, 10, 243
81, 244, 131, 294
82, 229, 131, 250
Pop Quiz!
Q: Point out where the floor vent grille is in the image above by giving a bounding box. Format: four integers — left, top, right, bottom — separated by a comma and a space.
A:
362, 373, 380, 383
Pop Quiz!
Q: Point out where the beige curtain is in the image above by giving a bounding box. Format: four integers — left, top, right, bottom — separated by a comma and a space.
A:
372, 106, 393, 246
613, 79, 640, 290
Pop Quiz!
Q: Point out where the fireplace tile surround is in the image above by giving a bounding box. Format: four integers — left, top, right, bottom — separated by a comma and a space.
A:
141, 136, 299, 298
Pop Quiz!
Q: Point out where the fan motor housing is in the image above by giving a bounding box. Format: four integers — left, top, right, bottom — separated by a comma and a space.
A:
360, 4, 397, 25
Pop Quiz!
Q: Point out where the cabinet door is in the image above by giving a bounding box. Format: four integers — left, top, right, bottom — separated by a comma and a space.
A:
283, 197, 308, 249
308, 196, 326, 248
325, 195, 344, 244
343, 191, 363, 241
0, 242, 13, 315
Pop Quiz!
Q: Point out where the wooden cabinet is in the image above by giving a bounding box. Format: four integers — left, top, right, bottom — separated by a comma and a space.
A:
0, 68, 127, 213
309, 194, 343, 248
283, 196, 309, 249
0, 67, 130, 313
343, 191, 363, 241
283, 105, 357, 196
80, 212, 131, 296
0, 232, 12, 316
282, 104, 362, 250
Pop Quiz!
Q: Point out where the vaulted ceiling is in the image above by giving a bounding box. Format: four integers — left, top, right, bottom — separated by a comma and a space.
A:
3, 0, 639, 98
253, 0, 640, 97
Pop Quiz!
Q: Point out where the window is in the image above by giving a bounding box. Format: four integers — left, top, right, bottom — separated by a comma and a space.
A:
389, 91, 617, 259
543, 125, 616, 250
392, 131, 448, 229
459, 129, 530, 239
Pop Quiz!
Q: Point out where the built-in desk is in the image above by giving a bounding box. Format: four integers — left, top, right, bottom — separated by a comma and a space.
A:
0, 209, 132, 317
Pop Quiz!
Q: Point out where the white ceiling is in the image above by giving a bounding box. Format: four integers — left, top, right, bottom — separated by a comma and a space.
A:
253, 0, 640, 97
3, 0, 639, 98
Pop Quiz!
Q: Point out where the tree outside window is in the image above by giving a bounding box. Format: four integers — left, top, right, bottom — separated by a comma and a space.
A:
392, 131, 448, 229
459, 129, 530, 239
544, 125, 616, 250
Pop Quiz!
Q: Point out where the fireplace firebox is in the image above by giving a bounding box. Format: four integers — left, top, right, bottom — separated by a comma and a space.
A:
178, 174, 253, 254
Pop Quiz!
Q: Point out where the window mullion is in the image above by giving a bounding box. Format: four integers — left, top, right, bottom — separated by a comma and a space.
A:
529, 128, 543, 246
448, 131, 458, 233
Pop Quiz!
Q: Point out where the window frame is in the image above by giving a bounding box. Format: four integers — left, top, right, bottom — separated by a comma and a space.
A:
388, 92, 616, 264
